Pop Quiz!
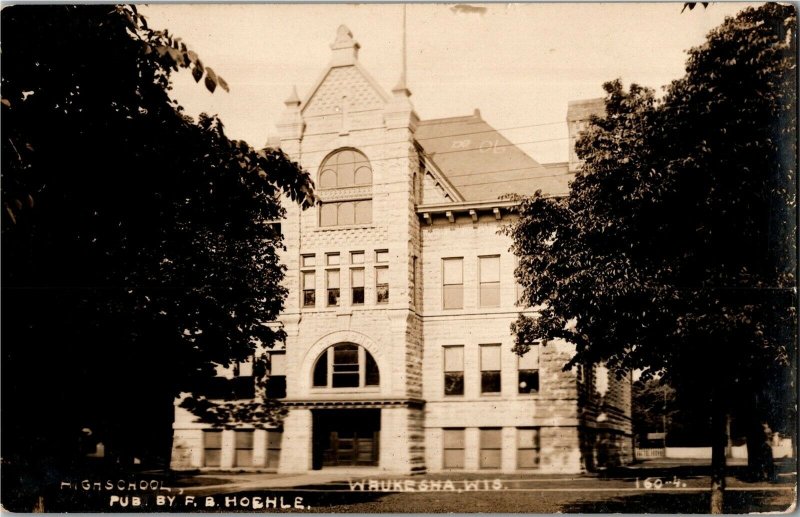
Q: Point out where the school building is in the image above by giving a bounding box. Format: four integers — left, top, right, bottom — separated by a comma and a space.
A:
170, 25, 632, 474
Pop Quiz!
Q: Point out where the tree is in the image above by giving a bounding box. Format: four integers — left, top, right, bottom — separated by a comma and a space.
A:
506, 4, 796, 513
632, 378, 678, 448
1, 5, 314, 509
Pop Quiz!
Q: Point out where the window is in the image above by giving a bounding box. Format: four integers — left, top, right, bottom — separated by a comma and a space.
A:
318, 149, 373, 227
302, 271, 316, 308
319, 149, 372, 188
332, 344, 359, 388
235, 430, 254, 466
351, 251, 365, 264
327, 269, 340, 306
302, 254, 316, 308
312, 343, 380, 389
266, 221, 282, 239
351, 268, 365, 305
443, 429, 465, 469
513, 256, 524, 306
479, 256, 500, 307
517, 428, 541, 469
518, 345, 539, 394
204, 368, 254, 400
326, 253, 340, 266
443, 346, 464, 396
203, 430, 222, 467
375, 250, 389, 263
480, 428, 502, 469
266, 352, 287, 399
412, 256, 418, 309
443, 258, 463, 309
320, 203, 338, 226
481, 345, 501, 394
375, 267, 389, 304
266, 430, 282, 468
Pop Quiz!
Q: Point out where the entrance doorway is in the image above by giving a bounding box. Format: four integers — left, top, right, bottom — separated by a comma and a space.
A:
312, 409, 380, 469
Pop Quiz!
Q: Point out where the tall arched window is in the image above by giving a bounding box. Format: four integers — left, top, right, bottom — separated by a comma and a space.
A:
312, 343, 380, 388
318, 149, 373, 227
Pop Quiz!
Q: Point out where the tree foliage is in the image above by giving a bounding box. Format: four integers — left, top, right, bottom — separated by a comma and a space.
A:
508, 2, 796, 387
632, 379, 677, 442
506, 3, 796, 504
1, 3, 314, 484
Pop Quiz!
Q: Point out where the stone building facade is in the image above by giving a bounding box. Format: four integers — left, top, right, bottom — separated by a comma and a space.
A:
170, 26, 632, 474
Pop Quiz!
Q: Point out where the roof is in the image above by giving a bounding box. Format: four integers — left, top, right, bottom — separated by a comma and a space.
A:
414, 110, 571, 201
567, 97, 605, 122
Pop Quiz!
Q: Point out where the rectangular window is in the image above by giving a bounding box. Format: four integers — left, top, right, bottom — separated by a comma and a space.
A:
443, 346, 464, 396
375, 250, 389, 263
235, 430, 254, 467
351, 251, 365, 264
351, 268, 365, 305
481, 344, 501, 394
302, 254, 316, 267
513, 257, 524, 306
331, 345, 359, 387
267, 352, 287, 399
354, 200, 372, 225
375, 266, 389, 304
302, 271, 316, 307
518, 345, 539, 394
480, 428, 502, 469
443, 258, 463, 309
412, 256, 418, 309
517, 428, 541, 469
479, 256, 501, 307
326, 253, 340, 266
266, 430, 282, 468
443, 428, 465, 469
321, 201, 372, 227
267, 222, 282, 239
327, 269, 340, 306
203, 430, 222, 467
320, 203, 337, 227
236, 358, 253, 377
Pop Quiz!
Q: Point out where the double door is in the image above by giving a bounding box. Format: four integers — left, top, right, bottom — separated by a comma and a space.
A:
312, 409, 380, 469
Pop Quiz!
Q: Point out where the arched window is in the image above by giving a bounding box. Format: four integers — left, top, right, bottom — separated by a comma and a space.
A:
318, 149, 373, 227
312, 343, 380, 388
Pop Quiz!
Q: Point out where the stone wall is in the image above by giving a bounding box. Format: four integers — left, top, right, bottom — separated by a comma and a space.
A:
577, 363, 634, 470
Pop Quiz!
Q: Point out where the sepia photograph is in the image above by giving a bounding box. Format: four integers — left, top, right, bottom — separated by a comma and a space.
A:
1, 2, 797, 513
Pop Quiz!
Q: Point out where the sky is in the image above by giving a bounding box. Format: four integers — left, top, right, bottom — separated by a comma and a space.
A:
142, 2, 761, 164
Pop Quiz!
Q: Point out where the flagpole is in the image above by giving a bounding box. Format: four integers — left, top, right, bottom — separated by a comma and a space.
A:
393, 4, 410, 95
402, 4, 407, 86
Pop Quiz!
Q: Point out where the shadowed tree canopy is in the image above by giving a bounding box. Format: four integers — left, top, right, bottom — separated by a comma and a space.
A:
1, 3, 315, 497
505, 3, 796, 511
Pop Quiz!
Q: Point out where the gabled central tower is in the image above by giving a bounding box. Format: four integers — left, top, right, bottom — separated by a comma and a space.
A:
275, 25, 426, 474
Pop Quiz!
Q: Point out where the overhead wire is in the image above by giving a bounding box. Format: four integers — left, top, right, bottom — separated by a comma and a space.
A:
274, 117, 580, 193
281, 117, 571, 160
295, 135, 572, 166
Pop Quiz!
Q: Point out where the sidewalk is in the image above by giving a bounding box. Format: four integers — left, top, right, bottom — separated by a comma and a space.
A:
169, 458, 795, 495
174, 471, 352, 494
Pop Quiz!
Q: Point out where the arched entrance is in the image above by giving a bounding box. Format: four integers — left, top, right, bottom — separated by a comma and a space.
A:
308, 343, 382, 469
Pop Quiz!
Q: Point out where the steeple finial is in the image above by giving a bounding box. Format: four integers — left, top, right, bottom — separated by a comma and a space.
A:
330, 25, 360, 65
284, 85, 301, 107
